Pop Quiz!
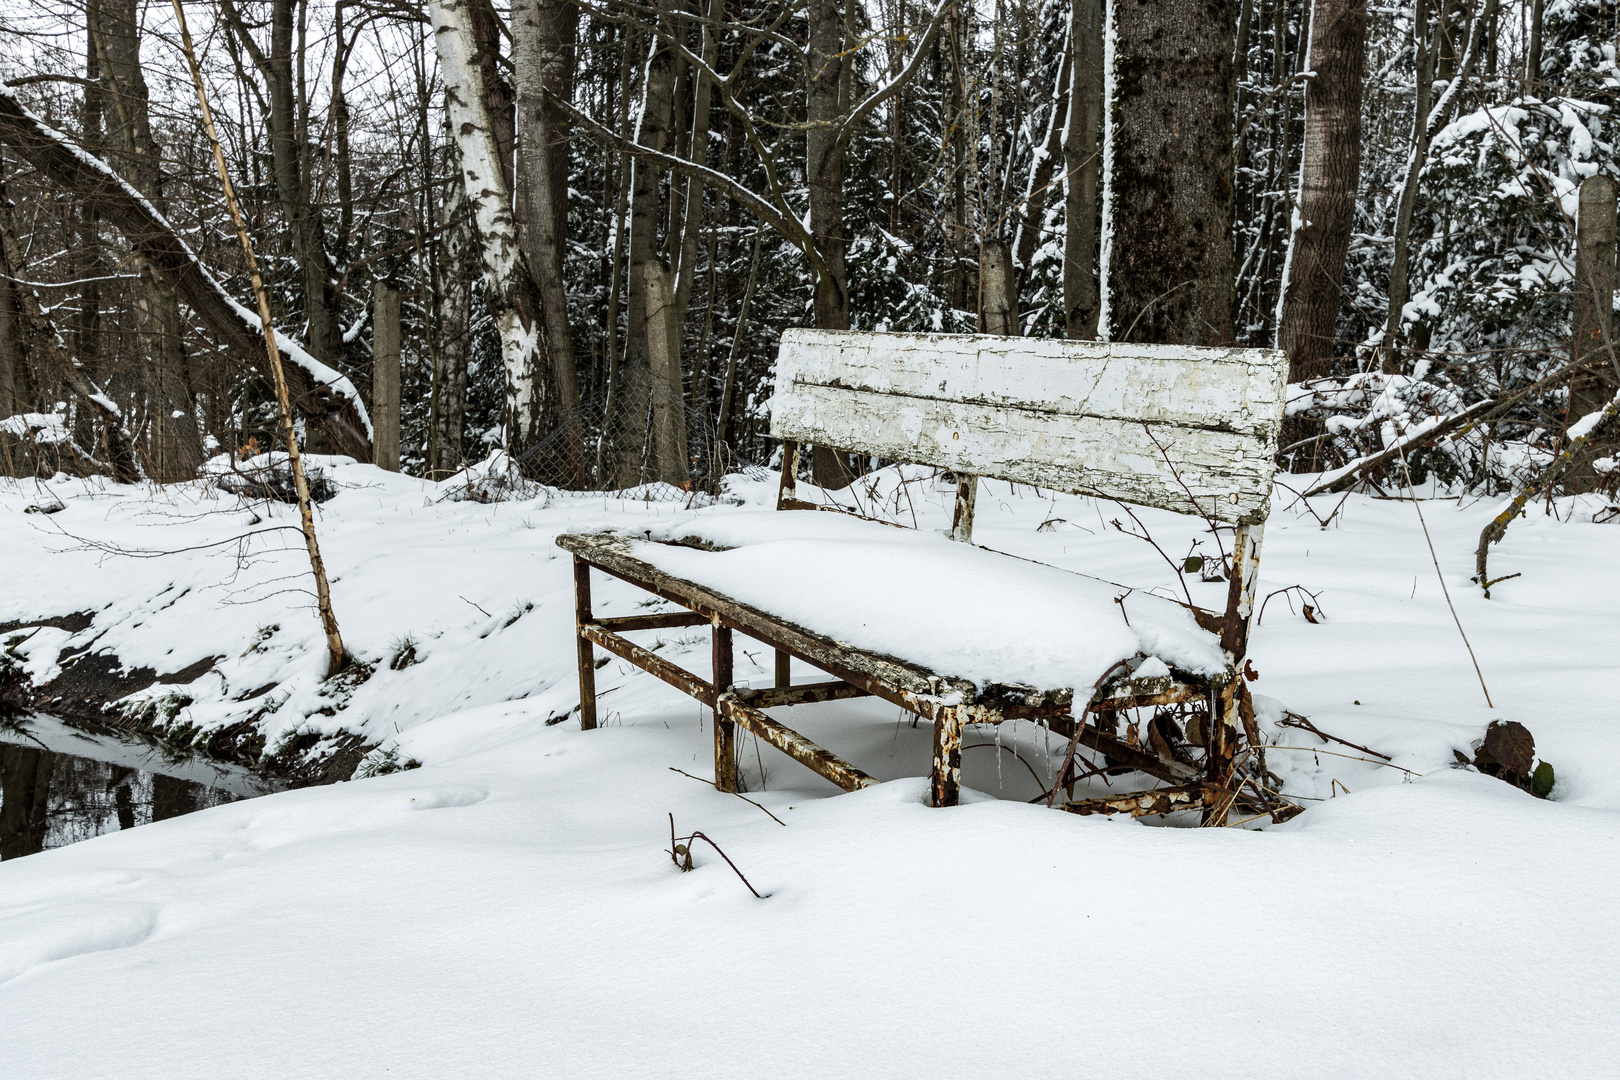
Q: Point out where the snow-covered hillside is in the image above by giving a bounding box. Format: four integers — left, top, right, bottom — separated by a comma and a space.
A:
1, 463, 1616, 1077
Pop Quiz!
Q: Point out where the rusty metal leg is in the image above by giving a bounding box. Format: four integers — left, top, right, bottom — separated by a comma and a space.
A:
574, 557, 597, 731
774, 649, 790, 689
950, 474, 978, 543
713, 621, 737, 792
1203, 685, 1239, 825
931, 710, 964, 807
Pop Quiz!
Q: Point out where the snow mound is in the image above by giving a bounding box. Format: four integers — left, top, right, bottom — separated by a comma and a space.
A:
599, 509, 1228, 689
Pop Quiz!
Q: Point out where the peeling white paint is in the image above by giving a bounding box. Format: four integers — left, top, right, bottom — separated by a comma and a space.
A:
772, 329, 1286, 523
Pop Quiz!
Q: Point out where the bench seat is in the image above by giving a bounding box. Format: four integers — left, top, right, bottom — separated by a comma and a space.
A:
559, 510, 1227, 713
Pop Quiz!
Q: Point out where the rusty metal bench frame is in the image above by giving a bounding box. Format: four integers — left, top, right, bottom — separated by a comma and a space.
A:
561, 329, 1287, 815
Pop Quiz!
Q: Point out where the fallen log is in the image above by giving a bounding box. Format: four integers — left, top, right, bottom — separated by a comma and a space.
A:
0, 86, 373, 461
1475, 384, 1620, 596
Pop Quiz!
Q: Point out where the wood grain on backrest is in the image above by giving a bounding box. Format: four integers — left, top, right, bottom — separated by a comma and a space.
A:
771, 329, 1287, 524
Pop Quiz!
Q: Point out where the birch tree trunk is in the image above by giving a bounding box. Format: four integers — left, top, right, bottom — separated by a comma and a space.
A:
1277, 0, 1367, 381
1108, 0, 1237, 345
1063, 0, 1102, 339
431, 0, 566, 479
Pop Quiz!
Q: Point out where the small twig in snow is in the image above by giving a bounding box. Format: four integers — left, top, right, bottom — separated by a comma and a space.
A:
667, 814, 769, 898
1257, 585, 1325, 625
1278, 709, 1391, 761
668, 766, 787, 826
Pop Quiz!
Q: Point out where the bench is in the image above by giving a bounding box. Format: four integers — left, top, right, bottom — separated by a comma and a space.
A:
557, 329, 1287, 818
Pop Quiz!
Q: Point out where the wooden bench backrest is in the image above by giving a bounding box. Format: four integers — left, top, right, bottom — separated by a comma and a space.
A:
771, 329, 1288, 525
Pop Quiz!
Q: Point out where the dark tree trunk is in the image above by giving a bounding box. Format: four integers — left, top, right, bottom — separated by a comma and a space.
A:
807, 0, 853, 487
98, 0, 203, 479
1108, 0, 1236, 346
221, 0, 343, 367
0, 743, 55, 860
0, 90, 373, 458
1567, 174, 1618, 493
514, 0, 583, 483
1064, 0, 1103, 338
1277, 0, 1367, 380
614, 11, 678, 485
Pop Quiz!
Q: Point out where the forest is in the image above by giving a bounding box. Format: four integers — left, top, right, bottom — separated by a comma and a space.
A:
0, 0, 1616, 500
4, 2, 1620, 1072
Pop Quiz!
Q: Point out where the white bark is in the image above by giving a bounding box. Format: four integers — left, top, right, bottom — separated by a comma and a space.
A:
772, 330, 1287, 524
429, 0, 550, 447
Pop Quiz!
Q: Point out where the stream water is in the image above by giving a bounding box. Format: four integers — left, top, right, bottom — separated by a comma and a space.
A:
0, 714, 279, 860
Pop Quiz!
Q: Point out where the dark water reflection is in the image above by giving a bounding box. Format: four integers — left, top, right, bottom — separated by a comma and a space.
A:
0, 715, 278, 859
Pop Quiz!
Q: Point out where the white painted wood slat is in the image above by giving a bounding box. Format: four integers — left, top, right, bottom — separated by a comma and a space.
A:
770, 329, 1288, 523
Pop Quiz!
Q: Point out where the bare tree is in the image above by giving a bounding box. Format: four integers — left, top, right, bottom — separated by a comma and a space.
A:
1276, 0, 1368, 381
1106, 0, 1237, 345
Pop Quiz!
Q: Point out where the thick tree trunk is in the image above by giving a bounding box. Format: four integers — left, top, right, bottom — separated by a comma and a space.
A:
431, 182, 475, 477
1526, 0, 1542, 92
643, 259, 690, 485
97, 0, 203, 479
1277, 0, 1367, 381
614, 21, 678, 486
807, 0, 853, 487
980, 240, 1017, 334
431, 0, 567, 480
1064, 0, 1103, 339
513, 0, 583, 483
372, 280, 402, 472
1567, 174, 1618, 493
1107, 0, 1237, 346
0, 89, 373, 458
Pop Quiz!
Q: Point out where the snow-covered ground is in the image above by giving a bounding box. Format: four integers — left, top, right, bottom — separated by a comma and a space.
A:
2, 462, 1616, 1078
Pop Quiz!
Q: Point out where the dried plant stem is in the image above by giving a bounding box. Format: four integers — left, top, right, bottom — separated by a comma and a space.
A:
170, 0, 345, 676
1394, 442, 1492, 708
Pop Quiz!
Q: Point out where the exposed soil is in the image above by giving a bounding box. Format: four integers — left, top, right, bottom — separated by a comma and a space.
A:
2, 611, 370, 787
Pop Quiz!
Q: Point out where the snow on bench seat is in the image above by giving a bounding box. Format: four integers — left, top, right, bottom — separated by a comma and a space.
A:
583, 511, 1226, 700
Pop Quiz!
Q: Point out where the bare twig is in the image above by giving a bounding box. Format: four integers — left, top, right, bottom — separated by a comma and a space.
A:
1110, 506, 1197, 608
1278, 710, 1392, 761
667, 814, 769, 898
1266, 745, 1421, 775
1257, 585, 1325, 625
668, 766, 787, 825
1394, 440, 1493, 708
